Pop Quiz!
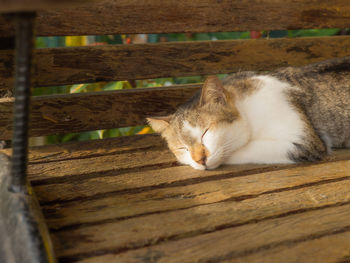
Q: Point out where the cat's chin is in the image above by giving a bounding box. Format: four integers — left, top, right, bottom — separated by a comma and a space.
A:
189, 163, 206, 170
189, 162, 221, 170
205, 164, 221, 170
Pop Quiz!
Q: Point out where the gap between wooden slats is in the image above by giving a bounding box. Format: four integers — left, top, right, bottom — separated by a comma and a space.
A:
1, 0, 350, 36
1, 36, 350, 92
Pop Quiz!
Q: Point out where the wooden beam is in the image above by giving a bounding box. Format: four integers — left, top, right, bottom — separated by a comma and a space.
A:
0, 84, 201, 140
1, 36, 350, 92
1, 0, 350, 36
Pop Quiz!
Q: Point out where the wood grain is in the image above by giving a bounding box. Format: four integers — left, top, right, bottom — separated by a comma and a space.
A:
0, 0, 98, 13
0, 85, 201, 140
42, 159, 350, 229
1, 0, 350, 36
32, 164, 285, 204
50, 175, 350, 260
74, 203, 350, 263
82, 229, 350, 263
32, 149, 350, 204
1, 37, 350, 91
220, 231, 350, 263
28, 148, 176, 183
1, 134, 166, 163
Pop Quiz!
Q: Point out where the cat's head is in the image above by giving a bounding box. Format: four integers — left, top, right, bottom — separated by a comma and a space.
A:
148, 76, 250, 170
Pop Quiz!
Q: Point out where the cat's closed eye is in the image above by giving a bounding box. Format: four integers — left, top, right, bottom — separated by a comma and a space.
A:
201, 128, 209, 144
177, 147, 188, 151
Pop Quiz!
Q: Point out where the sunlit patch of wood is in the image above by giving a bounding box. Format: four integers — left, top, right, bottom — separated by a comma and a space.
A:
21, 135, 350, 262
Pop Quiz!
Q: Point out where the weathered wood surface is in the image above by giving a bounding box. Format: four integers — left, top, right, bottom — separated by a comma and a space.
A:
22, 135, 350, 262
220, 231, 350, 263
1, 0, 350, 36
1, 36, 350, 93
81, 229, 350, 263
1, 134, 166, 163
40, 157, 350, 261
32, 149, 350, 204
76, 204, 350, 263
6, 135, 347, 204
41, 159, 350, 229
0, 85, 201, 140
0, 0, 98, 13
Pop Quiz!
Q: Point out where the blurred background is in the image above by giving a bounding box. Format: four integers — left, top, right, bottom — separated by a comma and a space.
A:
32, 28, 349, 146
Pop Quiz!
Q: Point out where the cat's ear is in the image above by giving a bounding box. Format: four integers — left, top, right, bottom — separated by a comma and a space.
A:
200, 75, 227, 106
147, 115, 172, 133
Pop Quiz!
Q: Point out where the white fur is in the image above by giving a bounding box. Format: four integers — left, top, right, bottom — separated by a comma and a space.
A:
175, 147, 206, 170
180, 121, 207, 170
203, 119, 251, 169
225, 76, 304, 164
183, 121, 203, 140
183, 76, 305, 170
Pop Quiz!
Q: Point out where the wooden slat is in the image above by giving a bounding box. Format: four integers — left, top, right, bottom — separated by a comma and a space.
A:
74, 203, 350, 263
46, 165, 350, 260
1, 36, 350, 92
220, 231, 350, 263
28, 148, 176, 184
41, 159, 350, 229
0, 0, 98, 13
1, 134, 166, 163
79, 230, 350, 263
0, 85, 201, 140
1, 0, 350, 36
31, 149, 350, 204
0, 47, 13, 95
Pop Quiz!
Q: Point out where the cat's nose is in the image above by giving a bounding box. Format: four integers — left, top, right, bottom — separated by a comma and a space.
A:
196, 156, 206, 166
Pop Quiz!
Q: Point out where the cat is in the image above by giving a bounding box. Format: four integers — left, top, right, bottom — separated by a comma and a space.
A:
147, 57, 350, 170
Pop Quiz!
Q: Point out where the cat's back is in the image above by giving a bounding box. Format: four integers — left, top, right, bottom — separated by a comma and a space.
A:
274, 57, 350, 148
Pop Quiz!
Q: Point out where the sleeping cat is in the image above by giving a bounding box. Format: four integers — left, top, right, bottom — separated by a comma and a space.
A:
148, 57, 350, 170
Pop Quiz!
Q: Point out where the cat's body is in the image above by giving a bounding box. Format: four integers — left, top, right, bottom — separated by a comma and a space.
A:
148, 57, 350, 170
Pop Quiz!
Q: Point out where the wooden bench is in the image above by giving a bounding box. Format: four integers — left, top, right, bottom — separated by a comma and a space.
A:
1, 1, 350, 262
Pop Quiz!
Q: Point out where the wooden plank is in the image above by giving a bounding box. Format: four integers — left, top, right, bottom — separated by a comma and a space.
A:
2, 36, 350, 91
28, 148, 176, 184
73, 203, 350, 263
1, 134, 166, 163
0, 85, 201, 140
220, 231, 350, 263
0, 0, 98, 13
41, 159, 350, 229
49, 175, 350, 260
1, 0, 350, 36
33, 164, 285, 204
32, 149, 350, 204
0, 48, 13, 96
80, 229, 350, 263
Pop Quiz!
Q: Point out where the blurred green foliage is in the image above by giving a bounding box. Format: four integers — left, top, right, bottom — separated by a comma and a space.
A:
34, 29, 346, 145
